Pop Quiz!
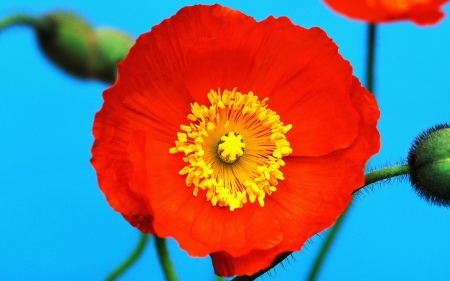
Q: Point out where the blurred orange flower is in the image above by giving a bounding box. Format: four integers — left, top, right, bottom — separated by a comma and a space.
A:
323, 0, 449, 25
91, 4, 380, 277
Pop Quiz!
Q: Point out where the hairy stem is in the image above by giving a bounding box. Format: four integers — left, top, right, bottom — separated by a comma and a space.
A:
362, 164, 409, 190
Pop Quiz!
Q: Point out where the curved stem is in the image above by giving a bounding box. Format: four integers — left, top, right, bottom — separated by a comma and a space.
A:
306, 207, 349, 281
0, 14, 52, 33
105, 232, 149, 281
155, 237, 178, 281
362, 164, 409, 190
366, 24, 377, 94
231, 164, 410, 281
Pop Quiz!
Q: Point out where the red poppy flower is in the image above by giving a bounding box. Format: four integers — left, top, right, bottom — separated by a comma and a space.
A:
91, 4, 380, 277
323, 0, 448, 25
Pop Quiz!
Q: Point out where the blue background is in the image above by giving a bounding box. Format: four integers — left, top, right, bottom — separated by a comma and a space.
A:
1, 1, 449, 280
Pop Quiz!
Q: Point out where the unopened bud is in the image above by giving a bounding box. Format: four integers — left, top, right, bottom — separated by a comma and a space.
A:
34, 11, 132, 83
408, 124, 450, 206
93, 28, 134, 84
36, 11, 96, 79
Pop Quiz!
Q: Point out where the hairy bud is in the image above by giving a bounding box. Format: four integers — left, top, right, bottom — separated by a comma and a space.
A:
408, 124, 450, 206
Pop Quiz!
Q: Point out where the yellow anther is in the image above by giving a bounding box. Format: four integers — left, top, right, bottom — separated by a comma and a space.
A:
177, 132, 187, 142
258, 112, 267, 120
180, 125, 192, 132
207, 122, 216, 131
217, 132, 245, 164
258, 196, 265, 207
179, 166, 190, 175
283, 124, 293, 133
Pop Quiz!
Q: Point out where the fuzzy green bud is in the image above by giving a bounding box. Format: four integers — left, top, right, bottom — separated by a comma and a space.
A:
1, 11, 133, 83
93, 28, 134, 84
408, 124, 450, 206
36, 11, 96, 79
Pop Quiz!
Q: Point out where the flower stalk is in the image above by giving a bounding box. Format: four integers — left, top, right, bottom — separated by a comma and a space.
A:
105, 232, 149, 281
155, 237, 178, 281
363, 164, 409, 189
306, 208, 349, 281
0, 14, 52, 33
366, 24, 377, 94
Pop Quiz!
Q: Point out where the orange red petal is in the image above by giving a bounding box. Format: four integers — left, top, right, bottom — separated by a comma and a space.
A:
323, 0, 449, 25
91, 4, 381, 277
182, 13, 360, 157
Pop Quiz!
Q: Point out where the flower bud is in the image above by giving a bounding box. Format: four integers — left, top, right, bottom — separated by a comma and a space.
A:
34, 11, 133, 83
408, 124, 450, 206
35, 11, 96, 79
92, 28, 134, 84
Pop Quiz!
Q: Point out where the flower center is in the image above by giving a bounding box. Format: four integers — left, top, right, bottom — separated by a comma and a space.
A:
217, 132, 245, 164
169, 88, 292, 211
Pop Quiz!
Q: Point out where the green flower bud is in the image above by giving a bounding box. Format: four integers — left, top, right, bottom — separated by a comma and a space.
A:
93, 28, 134, 84
408, 124, 450, 206
2, 11, 133, 84
36, 11, 96, 79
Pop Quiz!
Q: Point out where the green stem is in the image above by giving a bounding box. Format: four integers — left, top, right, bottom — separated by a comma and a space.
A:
0, 14, 52, 33
366, 24, 377, 94
231, 164, 410, 281
306, 208, 349, 281
155, 237, 178, 281
105, 232, 149, 281
362, 164, 409, 191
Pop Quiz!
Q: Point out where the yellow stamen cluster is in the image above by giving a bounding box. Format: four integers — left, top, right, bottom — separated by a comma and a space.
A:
169, 88, 292, 211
